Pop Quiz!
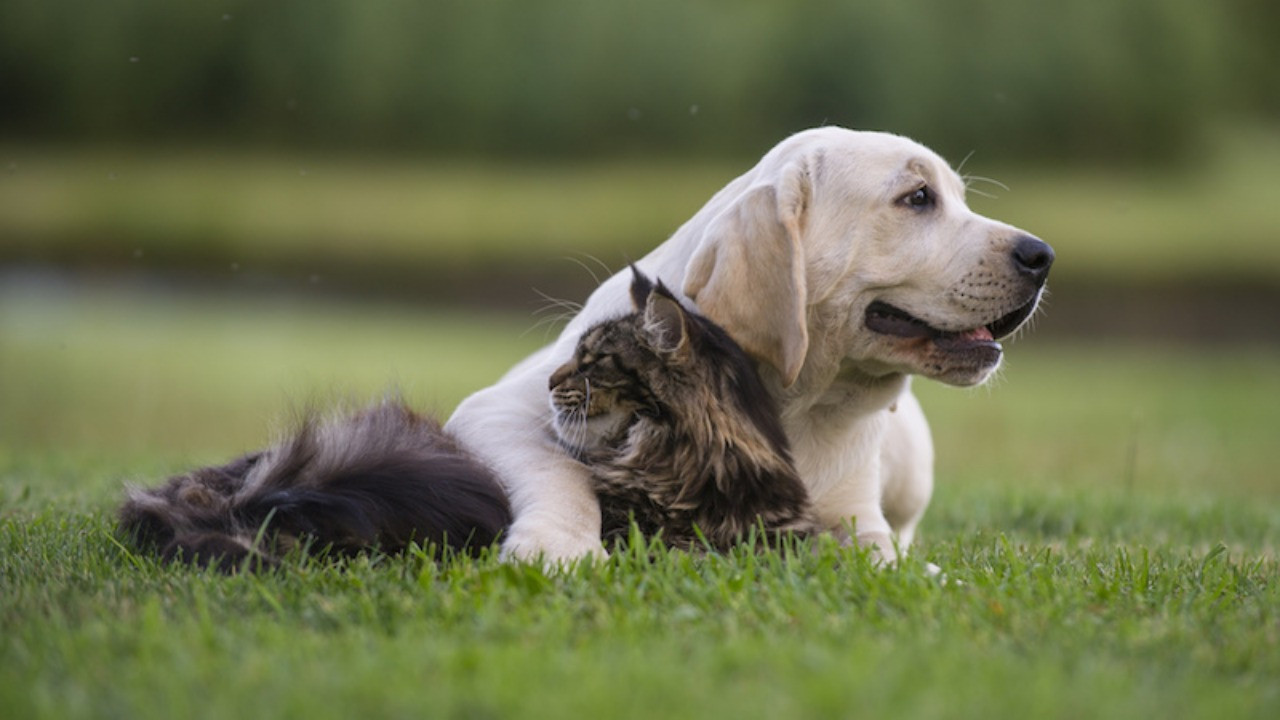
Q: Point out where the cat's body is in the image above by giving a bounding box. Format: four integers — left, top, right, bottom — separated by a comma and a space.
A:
119, 270, 814, 567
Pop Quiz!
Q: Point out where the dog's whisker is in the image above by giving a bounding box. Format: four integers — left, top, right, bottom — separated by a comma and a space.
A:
962, 174, 1008, 196
1012, 290, 1050, 344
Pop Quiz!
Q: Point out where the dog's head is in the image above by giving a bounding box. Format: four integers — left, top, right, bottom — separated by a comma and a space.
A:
683, 127, 1052, 388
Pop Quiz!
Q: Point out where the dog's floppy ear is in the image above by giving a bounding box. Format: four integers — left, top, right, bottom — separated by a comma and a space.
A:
683, 161, 810, 386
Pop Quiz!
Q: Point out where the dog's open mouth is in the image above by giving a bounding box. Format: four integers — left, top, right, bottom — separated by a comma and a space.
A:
864, 297, 1038, 352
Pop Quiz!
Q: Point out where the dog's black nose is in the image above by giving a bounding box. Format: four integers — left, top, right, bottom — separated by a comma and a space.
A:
1011, 235, 1054, 285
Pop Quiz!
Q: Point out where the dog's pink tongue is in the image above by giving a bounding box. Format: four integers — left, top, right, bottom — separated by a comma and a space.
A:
934, 326, 997, 350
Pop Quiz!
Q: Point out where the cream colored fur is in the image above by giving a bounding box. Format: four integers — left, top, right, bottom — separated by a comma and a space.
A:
445, 127, 1045, 564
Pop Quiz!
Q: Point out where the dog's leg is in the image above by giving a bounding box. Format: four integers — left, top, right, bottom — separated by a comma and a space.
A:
447, 373, 606, 565
804, 455, 900, 566
797, 396, 926, 567
879, 389, 935, 553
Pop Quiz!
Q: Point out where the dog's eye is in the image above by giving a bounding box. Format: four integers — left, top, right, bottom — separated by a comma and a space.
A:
900, 186, 935, 211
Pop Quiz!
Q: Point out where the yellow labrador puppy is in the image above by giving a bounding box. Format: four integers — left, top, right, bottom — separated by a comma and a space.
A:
446, 127, 1053, 564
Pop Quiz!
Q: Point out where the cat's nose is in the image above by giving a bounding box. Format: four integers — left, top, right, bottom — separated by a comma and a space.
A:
548, 364, 572, 390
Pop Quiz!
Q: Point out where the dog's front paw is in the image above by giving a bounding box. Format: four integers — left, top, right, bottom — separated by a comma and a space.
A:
499, 517, 607, 568
854, 531, 900, 566
829, 527, 901, 566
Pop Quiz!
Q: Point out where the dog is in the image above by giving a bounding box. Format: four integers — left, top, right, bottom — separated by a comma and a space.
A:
445, 127, 1053, 564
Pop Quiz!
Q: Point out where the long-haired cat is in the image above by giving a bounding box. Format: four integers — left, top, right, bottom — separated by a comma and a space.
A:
118, 269, 813, 568
549, 270, 815, 549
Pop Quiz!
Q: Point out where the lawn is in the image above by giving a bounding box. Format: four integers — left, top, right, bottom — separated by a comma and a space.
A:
2, 285, 1277, 719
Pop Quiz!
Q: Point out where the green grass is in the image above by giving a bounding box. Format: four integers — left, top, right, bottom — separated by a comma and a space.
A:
3, 286, 1279, 719
4, 519, 1276, 720
5, 124, 1280, 284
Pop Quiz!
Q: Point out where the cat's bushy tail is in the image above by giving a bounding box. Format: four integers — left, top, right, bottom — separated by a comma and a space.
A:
118, 401, 511, 571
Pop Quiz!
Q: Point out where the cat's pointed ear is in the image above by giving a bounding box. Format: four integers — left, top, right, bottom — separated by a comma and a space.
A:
628, 265, 655, 312
643, 286, 690, 355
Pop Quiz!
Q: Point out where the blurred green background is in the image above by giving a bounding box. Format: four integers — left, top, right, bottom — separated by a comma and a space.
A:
1, 1, 1278, 503
3, 0, 1277, 160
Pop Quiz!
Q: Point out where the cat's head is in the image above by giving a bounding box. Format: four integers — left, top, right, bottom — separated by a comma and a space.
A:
547, 267, 776, 458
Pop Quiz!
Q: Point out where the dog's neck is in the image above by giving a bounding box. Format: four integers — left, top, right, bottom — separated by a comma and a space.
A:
769, 360, 909, 428
817, 368, 908, 420
772, 364, 909, 510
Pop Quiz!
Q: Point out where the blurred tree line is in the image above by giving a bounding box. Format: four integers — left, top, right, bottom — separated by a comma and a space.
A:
1, 0, 1276, 163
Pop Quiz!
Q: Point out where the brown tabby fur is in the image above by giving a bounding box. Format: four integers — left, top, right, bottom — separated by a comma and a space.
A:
549, 270, 816, 550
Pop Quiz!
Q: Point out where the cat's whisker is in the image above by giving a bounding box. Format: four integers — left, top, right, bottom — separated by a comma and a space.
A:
576, 380, 594, 450
525, 290, 585, 339
531, 289, 583, 316
563, 253, 617, 289
572, 404, 592, 453
523, 312, 577, 340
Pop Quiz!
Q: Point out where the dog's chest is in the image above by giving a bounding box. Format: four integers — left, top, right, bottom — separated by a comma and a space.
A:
782, 377, 904, 519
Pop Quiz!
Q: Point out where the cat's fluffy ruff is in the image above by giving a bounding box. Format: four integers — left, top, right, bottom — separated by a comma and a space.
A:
119, 401, 511, 569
